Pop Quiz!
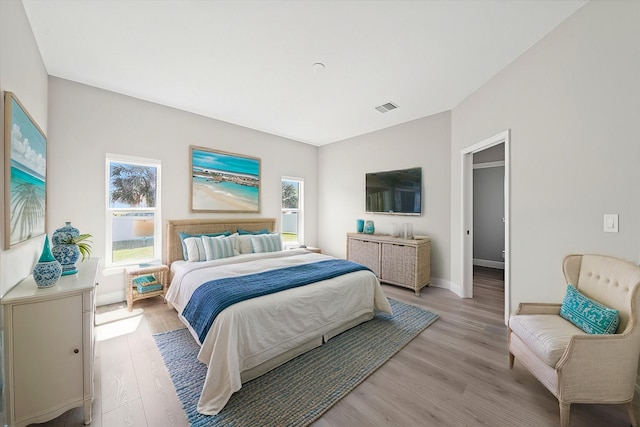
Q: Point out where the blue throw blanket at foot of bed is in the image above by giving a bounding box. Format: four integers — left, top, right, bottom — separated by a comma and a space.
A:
182, 259, 370, 342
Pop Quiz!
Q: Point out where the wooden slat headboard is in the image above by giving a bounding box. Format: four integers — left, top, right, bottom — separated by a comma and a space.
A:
165, 218, 276, 267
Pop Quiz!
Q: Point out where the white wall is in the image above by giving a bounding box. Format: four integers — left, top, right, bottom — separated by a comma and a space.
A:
47, 78, 319, 304
451, 1, 640, 309
318, 111, 451, 284
0, 1, 48, 424
0, 0, 48, 297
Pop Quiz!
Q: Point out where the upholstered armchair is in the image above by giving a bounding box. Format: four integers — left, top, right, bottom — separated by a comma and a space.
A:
508, 254, 640, 427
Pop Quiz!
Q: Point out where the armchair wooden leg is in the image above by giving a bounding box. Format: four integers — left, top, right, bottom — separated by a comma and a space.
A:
626, 401, 637, 427
508, 352, 514, 369
559, 400, 571, 427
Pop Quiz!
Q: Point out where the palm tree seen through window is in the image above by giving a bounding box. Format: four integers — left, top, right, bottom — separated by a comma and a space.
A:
107, 159, 160, 264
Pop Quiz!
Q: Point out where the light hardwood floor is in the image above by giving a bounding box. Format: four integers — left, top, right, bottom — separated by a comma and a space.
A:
35, 267, 637, 426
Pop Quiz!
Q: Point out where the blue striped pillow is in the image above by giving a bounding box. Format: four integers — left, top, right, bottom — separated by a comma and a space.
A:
183, 237, 207, 262
201, 235, 236, 261
250, 233, 282, 253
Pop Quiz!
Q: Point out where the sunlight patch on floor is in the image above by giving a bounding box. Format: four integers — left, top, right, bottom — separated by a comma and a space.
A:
95, 307, 144, 341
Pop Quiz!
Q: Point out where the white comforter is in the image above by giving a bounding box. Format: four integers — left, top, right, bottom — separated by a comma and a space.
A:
165, 249, 392, 415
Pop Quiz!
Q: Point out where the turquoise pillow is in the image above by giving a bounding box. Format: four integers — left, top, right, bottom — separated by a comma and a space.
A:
237, 228, 270, 235
178, 231, 230, 260
560, 285, 620, 334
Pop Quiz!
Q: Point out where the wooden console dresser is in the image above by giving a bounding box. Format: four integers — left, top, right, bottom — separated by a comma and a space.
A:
347, 233, 431, 295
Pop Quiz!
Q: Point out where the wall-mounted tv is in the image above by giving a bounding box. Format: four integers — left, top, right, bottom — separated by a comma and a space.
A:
365, 167, 422, 215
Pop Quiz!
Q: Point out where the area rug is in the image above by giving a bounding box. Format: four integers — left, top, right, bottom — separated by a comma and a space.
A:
153, 298, 438, 427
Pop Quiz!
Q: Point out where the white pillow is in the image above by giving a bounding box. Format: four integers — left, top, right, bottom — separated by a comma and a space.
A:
230, 233, 240, 256
202, 234, 236, 260
183, 237, 207, 262
235, 234, 254, 254
250, 233, 283, 253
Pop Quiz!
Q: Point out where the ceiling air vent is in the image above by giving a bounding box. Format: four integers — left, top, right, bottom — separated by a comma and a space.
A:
375, 102, 398, 113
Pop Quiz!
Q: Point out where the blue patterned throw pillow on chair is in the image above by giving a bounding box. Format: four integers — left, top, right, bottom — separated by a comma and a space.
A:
560, 285, 620, 334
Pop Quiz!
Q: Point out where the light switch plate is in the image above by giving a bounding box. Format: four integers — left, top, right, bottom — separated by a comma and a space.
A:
603, 214, 618, 233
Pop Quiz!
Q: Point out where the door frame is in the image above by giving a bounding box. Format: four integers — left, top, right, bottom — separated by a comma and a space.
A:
460, 129, 510, 324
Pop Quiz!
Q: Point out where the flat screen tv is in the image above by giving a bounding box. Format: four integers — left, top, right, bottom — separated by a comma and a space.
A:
365, 167, 422, 215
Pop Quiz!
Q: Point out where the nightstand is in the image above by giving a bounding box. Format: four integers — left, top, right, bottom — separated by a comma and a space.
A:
125, 263, 169, 311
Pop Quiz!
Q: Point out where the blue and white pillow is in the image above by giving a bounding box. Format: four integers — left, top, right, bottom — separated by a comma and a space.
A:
560, 285, 620, 334
250, 233, 283, 253
202, 234, 236, 261
179, 231, 230, 260
183, 237, 207, 262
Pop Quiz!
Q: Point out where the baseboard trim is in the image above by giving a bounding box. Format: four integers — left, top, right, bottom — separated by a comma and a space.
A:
430, 277, 462, 297
96, 290, 126, 307
473, 258, 505, 270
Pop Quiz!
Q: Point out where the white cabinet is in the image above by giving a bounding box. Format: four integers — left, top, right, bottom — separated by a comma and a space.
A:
347, 234, 430, 295
2, 258, 99, 427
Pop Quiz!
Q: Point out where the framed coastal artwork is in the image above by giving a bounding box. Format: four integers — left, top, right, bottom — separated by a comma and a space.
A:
4, 92, 47, 249
190, 146, 260, 213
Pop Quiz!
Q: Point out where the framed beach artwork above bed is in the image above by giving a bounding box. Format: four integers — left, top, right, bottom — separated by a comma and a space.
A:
190, 146, 260, 213
4, 92, 47, 249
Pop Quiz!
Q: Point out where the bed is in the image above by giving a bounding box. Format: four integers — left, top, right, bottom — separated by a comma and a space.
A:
164, 218, 392, 415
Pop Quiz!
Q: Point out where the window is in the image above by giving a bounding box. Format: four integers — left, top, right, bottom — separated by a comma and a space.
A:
281, 177, 303, 248
106, 154, 161, 266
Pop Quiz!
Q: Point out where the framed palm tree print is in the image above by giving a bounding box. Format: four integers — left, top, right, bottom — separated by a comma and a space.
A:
4, 92, 47, 249
190, 146, 260, 213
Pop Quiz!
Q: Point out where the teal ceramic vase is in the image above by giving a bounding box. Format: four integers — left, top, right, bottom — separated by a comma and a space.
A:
363, 220, 375, 234
32, 235, 62, 288
356, 219, 365, 233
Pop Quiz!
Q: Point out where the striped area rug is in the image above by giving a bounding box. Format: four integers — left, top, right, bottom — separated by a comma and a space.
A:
153, 298, 439, 427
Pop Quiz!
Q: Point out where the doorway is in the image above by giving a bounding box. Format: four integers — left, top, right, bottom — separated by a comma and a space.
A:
473, 146, 505, 271
461, 130, 510, 324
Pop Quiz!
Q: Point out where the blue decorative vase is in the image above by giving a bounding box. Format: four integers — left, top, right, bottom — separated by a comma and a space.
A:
52, 222, 81, 275
363, 220, 375, 234
52, 243, 80, 275
33, 236, 62, 288
356, 219, 365, 233
52, 221, 79, 245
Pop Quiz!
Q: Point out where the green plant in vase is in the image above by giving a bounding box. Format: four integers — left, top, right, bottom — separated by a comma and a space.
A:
60, 233, 93, 261
53, 233, 93, 275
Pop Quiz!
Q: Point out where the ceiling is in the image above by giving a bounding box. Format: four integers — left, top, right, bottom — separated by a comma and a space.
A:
22, 0, 586, 146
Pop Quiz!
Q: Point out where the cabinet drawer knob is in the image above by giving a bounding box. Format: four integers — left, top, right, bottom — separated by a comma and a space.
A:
74, 349, 79, 354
